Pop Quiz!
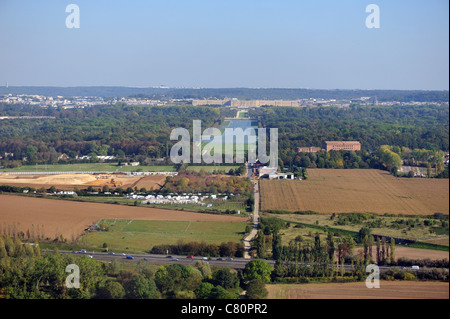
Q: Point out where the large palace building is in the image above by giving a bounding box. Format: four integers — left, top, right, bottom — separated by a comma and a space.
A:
324, 141, 361, 152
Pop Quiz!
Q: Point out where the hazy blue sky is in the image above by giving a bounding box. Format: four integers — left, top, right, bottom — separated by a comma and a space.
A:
0, 0, 448, 89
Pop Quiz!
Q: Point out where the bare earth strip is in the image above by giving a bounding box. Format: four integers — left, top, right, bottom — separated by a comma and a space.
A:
0, 173, 164, 191
260, 169, 449, 215
0, 195, 247, 240
266, 281, 449, 299
354, 246, 449, 261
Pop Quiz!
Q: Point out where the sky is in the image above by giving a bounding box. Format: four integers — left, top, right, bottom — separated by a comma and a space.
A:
0, 0, 448, 90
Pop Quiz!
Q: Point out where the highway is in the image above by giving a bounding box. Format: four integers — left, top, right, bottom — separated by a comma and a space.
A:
51, 250, 419, 273
55, 250, 258, 269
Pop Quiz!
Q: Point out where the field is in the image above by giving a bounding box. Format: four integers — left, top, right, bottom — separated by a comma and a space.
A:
185, 165, 240, 173
270, 213, 449, 243
266, 281, 449, 299
0, 173, 167, 191
260, 169, 449, 215
83, 219, 247, 253
353, 246, 449, 261
0, 163, 177, 173
0, 195, 248, 241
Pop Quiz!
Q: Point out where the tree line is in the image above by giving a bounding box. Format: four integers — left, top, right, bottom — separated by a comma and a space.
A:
0, 235, 273, 299
252, 217, 449, 283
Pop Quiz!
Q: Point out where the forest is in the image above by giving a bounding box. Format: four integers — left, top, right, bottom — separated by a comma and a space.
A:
0, 103, 448, 172
0, 104, 234, 164
249, 104, 448, 173
0, 235, 271, 299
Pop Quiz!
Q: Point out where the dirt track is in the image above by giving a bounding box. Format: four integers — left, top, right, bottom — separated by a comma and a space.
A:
0, 195, 247, 240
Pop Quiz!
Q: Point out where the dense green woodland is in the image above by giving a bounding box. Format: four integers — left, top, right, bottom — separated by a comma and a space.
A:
0, 104, 448, 171
0, 104, 234, 163
251, 104, 449, 153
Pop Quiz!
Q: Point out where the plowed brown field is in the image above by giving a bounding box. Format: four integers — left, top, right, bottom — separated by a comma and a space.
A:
260, 169, 449, 215
0, 195, 247, 240
354, 246, 449, 261
266, 281, 449, 299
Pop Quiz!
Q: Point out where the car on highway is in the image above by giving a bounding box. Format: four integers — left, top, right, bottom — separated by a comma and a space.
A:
87, 255, 93, 259
80, 249, 87, 254
126, 255, 134, 260
226, 257, 233, 261
172, 257, 179, 261
202, 257, 208, 261
108, 252, 115, 255
216, 257, 223, 261
187, 255, 194, 259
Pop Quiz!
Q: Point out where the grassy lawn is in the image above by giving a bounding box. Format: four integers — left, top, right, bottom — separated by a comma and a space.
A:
81, 219, 247, 254
0, 163, 177, 173
118, 165, 176, 172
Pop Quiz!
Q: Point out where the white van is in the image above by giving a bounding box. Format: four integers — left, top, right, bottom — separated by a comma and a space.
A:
411, 265, 420, 270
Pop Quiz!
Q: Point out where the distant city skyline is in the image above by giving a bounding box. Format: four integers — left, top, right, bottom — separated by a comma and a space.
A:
0, 0, 448, 90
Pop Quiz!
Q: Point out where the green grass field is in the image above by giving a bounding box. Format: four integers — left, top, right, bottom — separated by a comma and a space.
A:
268, 213, 449, 242
81, 219, 247, 254
185, 165, 240, 173
0, 163, 177, 173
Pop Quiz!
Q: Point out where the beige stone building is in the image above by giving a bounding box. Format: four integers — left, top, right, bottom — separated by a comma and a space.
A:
324, 141, 361, 152
297, 147, 322, 153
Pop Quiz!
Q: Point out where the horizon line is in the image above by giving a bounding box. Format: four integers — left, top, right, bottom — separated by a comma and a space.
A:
1, 86, 449, 92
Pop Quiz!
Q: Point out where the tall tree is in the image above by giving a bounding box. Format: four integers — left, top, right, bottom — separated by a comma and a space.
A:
256, 230, 266, 259
389, 238, 396, 265
326, 232, 335, 263
376, 237, 381, 264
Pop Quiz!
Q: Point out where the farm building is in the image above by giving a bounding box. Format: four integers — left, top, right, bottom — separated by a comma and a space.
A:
258, 166, 277, 178
267, 173, 295, 180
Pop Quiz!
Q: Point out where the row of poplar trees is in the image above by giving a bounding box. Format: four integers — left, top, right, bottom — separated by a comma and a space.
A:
254, 224, 396, 280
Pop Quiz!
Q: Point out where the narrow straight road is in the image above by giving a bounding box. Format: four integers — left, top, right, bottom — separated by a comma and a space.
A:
243, 165, 259, 259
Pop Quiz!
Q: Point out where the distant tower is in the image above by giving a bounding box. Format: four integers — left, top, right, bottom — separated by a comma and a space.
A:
373, 96, 378, 106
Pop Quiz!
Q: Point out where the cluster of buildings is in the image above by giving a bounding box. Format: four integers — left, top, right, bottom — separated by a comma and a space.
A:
2, 93, 446, 109
257, 166, 296, 180
129, 193, 234, 209
0, 94, 112, 109
0, 94, 188, 109
192, 97, 448, 109
191, 98, 349, 108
